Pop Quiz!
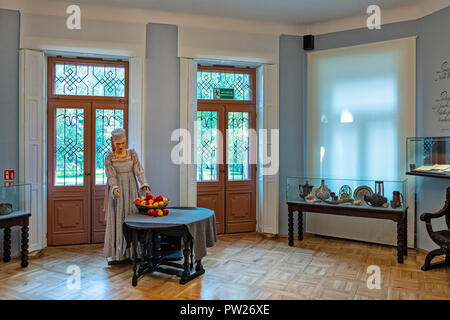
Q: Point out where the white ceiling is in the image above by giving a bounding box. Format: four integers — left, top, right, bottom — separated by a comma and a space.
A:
59, 0, 423, 24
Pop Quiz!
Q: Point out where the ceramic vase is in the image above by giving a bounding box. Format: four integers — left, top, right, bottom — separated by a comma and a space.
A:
390, 191, 403, 209
315, 180, 331, 201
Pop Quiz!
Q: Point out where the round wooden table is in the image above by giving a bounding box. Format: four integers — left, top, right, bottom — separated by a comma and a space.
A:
123, 207, 216, 285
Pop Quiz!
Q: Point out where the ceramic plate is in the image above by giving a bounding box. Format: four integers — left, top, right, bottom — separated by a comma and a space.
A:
353, 186, 373, 203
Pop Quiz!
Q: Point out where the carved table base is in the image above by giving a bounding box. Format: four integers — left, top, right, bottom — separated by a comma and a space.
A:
130, 228, 204, 286
1, 212, 30, 268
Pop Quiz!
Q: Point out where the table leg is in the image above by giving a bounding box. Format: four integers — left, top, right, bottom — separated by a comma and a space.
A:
195, 259, 205, 273
190, 239, 194, 270
21, 225, 29, 267
154, 233, 162, 265
147, 231, 153, 266
403, 212, 408, 257
182, 234, 191, 280
3, 227, 11, 263
298, 211, 303, 241
397, 218, 404, 264
132, 229, 139, 286
288, 207, 294, 246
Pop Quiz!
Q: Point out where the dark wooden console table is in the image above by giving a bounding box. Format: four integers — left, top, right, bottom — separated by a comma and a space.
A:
287, 201, 408, 263
0, 211, 31, 267
123, 207, 217, 286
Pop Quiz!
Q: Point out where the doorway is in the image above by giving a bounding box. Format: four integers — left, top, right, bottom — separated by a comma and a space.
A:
46, 57, 128, 245
196, 65, 257, 234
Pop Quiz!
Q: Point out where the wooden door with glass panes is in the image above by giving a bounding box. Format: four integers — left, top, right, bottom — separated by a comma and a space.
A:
196, 65, 257, 234
47, 57, 128, 245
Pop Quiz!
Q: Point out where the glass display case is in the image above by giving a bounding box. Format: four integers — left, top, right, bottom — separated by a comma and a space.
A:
286, 177, 407, 211
406, 136, 450, 178
0, 184, 32, 215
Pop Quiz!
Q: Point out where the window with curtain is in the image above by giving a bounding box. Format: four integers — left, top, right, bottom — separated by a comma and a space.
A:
307, 38, 416, 181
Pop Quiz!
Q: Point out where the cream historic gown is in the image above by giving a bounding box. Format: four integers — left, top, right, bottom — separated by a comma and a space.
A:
104, 149, 148, 262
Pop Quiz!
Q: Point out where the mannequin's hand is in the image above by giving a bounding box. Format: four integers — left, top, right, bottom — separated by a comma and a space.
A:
113, 188, 120, 198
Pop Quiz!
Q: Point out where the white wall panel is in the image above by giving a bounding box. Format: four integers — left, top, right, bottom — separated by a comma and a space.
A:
260, 64, 279, 234
20, 49, 46, 253
128, 57, 144, 160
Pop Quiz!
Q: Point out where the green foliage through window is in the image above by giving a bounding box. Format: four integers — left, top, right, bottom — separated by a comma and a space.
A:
228, 112, 249, 181
55, 108, 84, 186
95, 109, 124, 185
197, 111, 218, 181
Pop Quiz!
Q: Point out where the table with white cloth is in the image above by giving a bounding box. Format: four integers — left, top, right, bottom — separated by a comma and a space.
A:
123, 207, 217, 286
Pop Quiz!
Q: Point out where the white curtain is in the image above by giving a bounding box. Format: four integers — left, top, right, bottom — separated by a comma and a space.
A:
306, 37, 416, 246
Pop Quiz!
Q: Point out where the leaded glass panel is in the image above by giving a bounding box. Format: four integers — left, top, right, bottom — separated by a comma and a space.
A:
95, 109, 124, 184
54, 63, 125, 97
55, 108, 85, 186
227, 112, 249, 181
197, 71, 251, 100
197, 111, 218, 182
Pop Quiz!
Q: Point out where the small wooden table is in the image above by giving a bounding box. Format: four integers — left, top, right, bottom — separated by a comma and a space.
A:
287, 201, 408, 263
0, 211, 31, 267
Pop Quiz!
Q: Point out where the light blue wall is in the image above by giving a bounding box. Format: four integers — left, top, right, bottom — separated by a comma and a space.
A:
0, 9, 20, 183
145, 23, 180, 205
0, 9, 20, 258
279, 35, 307, 238
279, 6, 450, 251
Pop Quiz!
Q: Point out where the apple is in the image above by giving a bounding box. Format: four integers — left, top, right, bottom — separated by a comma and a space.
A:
163, 209, 169, 216
135, 198, 141, 204
148, 209, 155, 216
146, 193, 153, 200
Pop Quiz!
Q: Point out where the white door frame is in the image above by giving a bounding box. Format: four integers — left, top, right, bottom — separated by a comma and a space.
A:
179, 58, 279, 235
19, 49, 145, 252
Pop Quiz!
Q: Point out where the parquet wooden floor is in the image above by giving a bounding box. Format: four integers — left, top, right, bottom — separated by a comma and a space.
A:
0, 232, 449, 300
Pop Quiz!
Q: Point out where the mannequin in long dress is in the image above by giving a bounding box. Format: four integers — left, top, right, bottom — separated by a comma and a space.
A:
103, 128, 150, 264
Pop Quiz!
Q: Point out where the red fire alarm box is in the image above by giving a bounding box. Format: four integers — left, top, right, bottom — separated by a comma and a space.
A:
3, 169, 16, 181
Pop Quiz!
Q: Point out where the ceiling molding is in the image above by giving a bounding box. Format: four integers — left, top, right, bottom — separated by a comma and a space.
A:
0, 0, 303, 35
1, 0, 449, 36
306, 0, 450, 35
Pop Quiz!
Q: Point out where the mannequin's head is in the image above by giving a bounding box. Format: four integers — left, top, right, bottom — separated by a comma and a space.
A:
110, 128, 127, 153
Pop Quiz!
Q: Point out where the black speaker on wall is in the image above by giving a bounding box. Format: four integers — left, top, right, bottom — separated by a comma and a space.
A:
303, 34, 314, 51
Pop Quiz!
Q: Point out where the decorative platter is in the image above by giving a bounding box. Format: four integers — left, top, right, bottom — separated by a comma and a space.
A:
353, 186, 373, 204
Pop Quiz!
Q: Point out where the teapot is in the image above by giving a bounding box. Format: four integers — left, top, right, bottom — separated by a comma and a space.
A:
364, 193, 388, 207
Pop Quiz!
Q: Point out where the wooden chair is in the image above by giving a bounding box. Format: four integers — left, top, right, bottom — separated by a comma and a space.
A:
420, 187, 450, 271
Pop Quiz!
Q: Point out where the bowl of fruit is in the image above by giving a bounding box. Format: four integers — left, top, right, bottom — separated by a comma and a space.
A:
135, 193, 170, 217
